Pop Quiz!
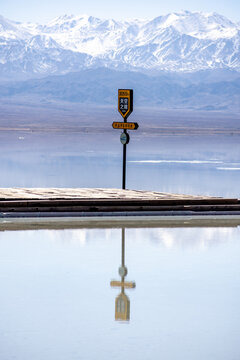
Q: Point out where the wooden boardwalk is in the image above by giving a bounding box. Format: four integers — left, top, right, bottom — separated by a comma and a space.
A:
0, 188, 239, 216
0, 187, 228, 201
0, 188, 239, 230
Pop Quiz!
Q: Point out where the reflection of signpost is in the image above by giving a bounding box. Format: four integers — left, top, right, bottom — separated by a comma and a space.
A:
112, 89, 139, 190
110, 228, 136, 321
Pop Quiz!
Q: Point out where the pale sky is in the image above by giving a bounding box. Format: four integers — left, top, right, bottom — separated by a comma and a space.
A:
1, 0, 240, 24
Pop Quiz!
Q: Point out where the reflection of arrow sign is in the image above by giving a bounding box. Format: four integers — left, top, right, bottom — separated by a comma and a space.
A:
115, 293, 130, 321
112, 122, 139, 130
110, 281, 136, 288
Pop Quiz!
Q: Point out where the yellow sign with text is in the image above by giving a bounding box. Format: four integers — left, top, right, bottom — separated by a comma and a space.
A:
118, 89, 133, 120
112, 121, 138, 130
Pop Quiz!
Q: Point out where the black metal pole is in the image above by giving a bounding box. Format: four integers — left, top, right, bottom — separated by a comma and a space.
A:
122, 130, 127, 190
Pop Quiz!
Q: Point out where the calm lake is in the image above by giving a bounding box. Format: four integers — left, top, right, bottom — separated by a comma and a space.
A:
0, 126, 240, 197
0, 108, 240, 359
0, 226, 240, 359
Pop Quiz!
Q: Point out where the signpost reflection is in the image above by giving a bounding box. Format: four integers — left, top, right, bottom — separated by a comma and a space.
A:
110, 228, 136, 321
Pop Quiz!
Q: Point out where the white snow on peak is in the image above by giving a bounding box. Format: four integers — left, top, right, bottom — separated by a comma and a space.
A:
0, 11, 239, 74
0, 14, 30, 39
145, 11, 238, 40
45, 14, 102, 31
0, 14, 18, 32
27, 34, 61, 49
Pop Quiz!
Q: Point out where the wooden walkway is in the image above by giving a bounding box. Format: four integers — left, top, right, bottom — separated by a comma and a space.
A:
0, 187, 227, 200
0, 188, 239, 217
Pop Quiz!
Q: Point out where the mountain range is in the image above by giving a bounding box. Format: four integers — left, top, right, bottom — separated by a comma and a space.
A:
0, 11, 239, 111
0, 10, 240, 78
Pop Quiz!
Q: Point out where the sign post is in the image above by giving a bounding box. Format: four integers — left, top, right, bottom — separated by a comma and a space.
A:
122, 132, 127, 189
112, 89, 138, 190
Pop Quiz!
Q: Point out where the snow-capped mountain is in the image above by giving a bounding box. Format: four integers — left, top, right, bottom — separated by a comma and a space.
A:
0, 11, 239, 78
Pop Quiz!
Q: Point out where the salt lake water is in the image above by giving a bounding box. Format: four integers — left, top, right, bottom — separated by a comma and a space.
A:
0, 117, 240, 359
0, 129, 240, 197
0, 226, 240, 359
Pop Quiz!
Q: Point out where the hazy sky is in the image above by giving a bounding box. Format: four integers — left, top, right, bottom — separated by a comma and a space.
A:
1, 0, 240, 24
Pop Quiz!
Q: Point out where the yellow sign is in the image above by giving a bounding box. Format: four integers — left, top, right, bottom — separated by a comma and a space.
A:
112, 122, 138, 130
110, 280, 136, 289
118, 89, 133, 120
115, 293, 130, 321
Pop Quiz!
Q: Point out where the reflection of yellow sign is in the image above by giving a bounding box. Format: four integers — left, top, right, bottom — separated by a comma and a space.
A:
112, 122, 138, 130
110, 228, 136, 322
115, 293, 130, 321
118, 89, 133, 120
110, 280, 136, 288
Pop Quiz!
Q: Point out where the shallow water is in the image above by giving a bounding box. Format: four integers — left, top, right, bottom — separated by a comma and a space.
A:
0, 130, 240, 197
0, 226, 240, 360
0, 113, 240, 359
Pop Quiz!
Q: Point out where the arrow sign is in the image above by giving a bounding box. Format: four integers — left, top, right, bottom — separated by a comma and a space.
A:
118, 89, 133, 120
110, 280, 136, 289
112, 122, 139, 130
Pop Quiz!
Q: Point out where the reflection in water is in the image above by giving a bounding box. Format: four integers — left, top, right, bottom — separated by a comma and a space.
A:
0, 227, 240, 359
110, 228, 136, 321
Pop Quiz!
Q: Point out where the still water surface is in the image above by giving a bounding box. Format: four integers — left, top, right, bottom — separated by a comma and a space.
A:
0, 130, 239, 197
0, 226, 240, 359
0, 121, 240, 359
